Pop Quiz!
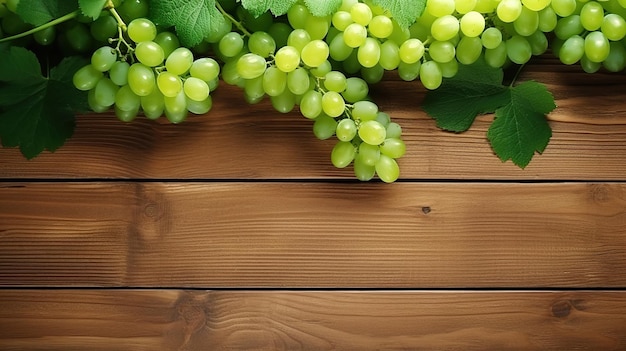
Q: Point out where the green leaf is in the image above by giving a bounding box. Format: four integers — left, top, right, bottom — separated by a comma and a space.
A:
303, 0, 342, 17
79, 0, 108, 20
150, 0, 226, 47
240, 0, 298, 17
0, 47, 87, 159
422, 60, 510, 132
16, 0, 78, 26
487, 81, 555, 168
371, 0, 426, 28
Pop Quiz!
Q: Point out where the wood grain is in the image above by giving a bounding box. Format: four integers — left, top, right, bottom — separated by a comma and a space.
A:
0, 61, 625, 180
1, 182, 625, 288
1, 289, 626, 350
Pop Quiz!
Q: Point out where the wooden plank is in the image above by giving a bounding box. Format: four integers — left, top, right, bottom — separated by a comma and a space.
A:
1, 182, 625, 287
1, 289, 626, 350
1, 62, 625, 180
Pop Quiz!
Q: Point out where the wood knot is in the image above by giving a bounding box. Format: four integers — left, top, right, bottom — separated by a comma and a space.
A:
551, 300, 571, 318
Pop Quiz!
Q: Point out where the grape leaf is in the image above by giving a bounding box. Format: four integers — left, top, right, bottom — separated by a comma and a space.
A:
487, 81, 555, 168
16, 0, 78, 26
240, 0, 298, 17
150, 0, 226, 47
79, 0, 108, 20
371, 0, 426, 28
422, 60, 510, 132
0, 46, 87, 159
303, 0, 342, 17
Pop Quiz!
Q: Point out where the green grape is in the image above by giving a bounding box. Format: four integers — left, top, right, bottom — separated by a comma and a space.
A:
537, 6, 557, 32
460, 11, 485, 37
90, 46, 117, 72
114, 84, 141, 111
527, 30, 549, 55
90, 14, 117, 42
262, 66, 287, 97
330, 33, 354, 61
33, 26, 55, 46
287, 29, 311, 52
336, 118, 357, 141
496, 0, 523, 22
558, 35, 584, 64
164, 90, 188, 124
602, 14, 626, 41
522, 0, 550, 11
186, 95, 213, 115
399, 39, 425, 64
343, 23, 368, 48
398, 61, 421, 81
550, 0, 576, 17
513, 6, 539, 36
117, 0, 149, 23
361, 64, 384, 84
380, 138, 406, 159
190, 58, 220, 83
342, 77, 369, 103
506, 35, 532, 64
301, 39, 330, 68
88, 89, 109, 113
300, 90, 323, 119
267, 22, 291, 48
351, 2, 373, 26
322, 91, 346, 117
429, 40, 456, 63
324, 71, 348, 92
485, 42, 508, 67
313, 114, 338, 140
304, 14, 331, 40
109, 61, 130, 86
115, 105, 139, 122
481, 27, 502, 49
135, 41, 165, 67
287, 67, 310, 95
603, 42, 626, 72
386, 122, 402, 139
332, 10, 354, 31
218, 32, 244, 58
331, 141, 356, 168
243, 75, 265, 102
248, 31, 276, 57
369, 15, 393, 38
154, 31, 180, 58
353, 155, 376, 181
456, 36, 482, 64
127, 18, 157, 43
270, 89, 296, 113
157, 72, 182, 97
73, 64, 103, 91
359, 120, 386, 145
287, 3, 309, 29
351, 100, 378, 121
183, 77, 209, 101
94, 78, 118, 107
580, 1, 604, 31
375, 154, 400, 183
419, 60, 443, 89
166, 47, 194, 75
584, 31, 610, 63
355, 37, 380, 68
554, 15, 583, 40
236, 53, 267, 79
427, 0, 456, 16
274, 46, 300, 72
580, 55, 602, 73
357, 142, 380, 166
379, 40, 401, 70
430, 14, 460, 41
141, 88, 165, 119
127, 63, 155, 96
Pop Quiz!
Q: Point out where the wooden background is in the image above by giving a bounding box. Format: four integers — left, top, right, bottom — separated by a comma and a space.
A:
1, 56, 626, 350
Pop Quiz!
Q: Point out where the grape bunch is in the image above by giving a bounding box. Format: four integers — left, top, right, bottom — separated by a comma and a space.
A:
73, 17, 220, 123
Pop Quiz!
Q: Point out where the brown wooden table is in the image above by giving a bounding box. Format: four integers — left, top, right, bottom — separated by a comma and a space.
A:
1, 56, 626, 350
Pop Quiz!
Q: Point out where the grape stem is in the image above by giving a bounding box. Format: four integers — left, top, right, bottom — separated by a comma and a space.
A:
0, 10, 78, 43
215, 1, 252, 37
